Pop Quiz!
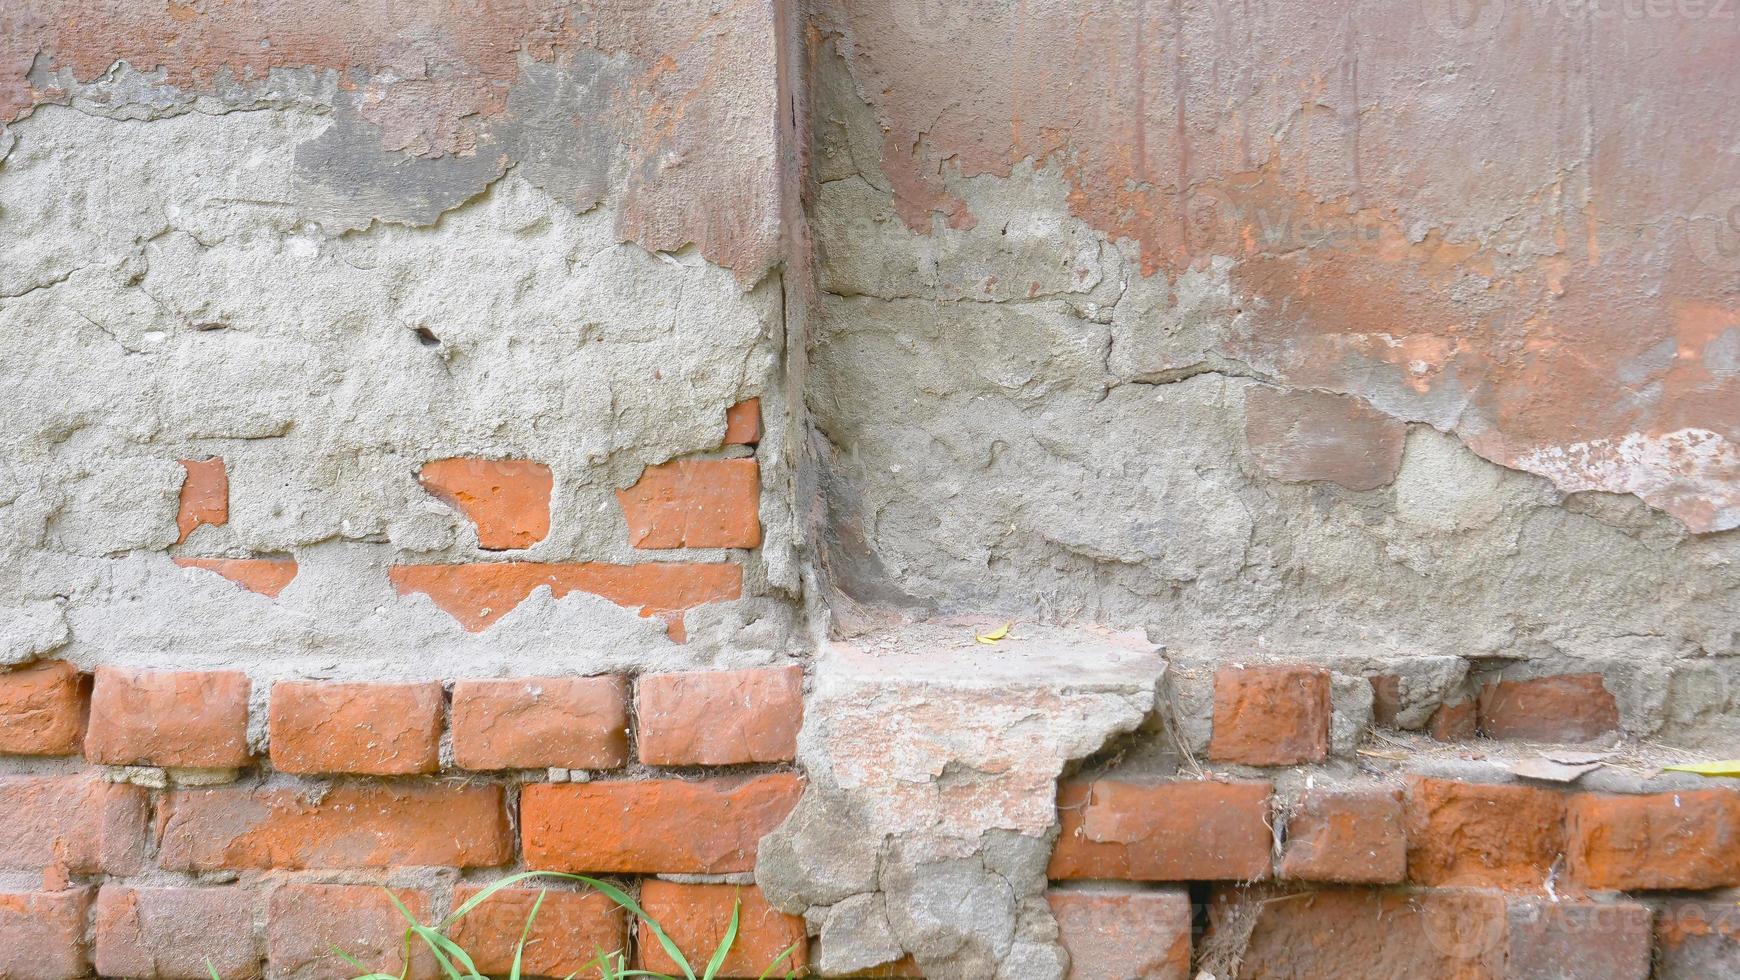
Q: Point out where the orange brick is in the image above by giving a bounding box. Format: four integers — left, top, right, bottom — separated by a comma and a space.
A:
637, 666, 803, 765
522, 775, 803, 874
157, 783, 510, 871
268, 680, 442, 775
1505, 898, 1652, 980
176, 457, 228, 543
617, 459, 762, 549
1211, 886, 1508, 978
389, 561, 742, 641
724, 398, 762, 445
417, 458, 553, 551
1567, 790, 1740, 890
1049, 779, 1273, 881
1430, 698, 1477, 741
1208, 665, 1330, 766
85, 667, 252, 769
635, 882, 807, 979
174, 556, 298, 597
268, 884, 434, 980
0, 660, 86, 756
1049, 888, 1192, 980
1404, 777, 1566, 888
0, 888, 91, 979
1477, 674, 1621, 742
447, 885, 627, 978
0, 775, 147, 874
452, 676, 629, 771
94, 884, 261, 979
1279, 786, 1406, 884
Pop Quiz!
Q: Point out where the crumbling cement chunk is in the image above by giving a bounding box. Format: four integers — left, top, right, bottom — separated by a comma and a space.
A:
757, 624, 1165, 978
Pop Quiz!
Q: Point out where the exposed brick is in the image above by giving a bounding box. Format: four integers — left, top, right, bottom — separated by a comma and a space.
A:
0, 775, 147, 874
417, 457, 553, 551
1210, 886, 1508, 978
1566, 790, 1740, 890
176, 456, 228, 543
94, 884, 262, 979
157, 783, 510, 871
1429, 698, 1477, 741
1369, 673, 1401, 728
1244, 387, 1407, 491
1208, 664, 1330, 765
1404, 777, 1567, 888
268, 680, 443, 775
174, 556, 298, 597
1049, 779, 1273, 881
1504, 898, 1652, 980
724, 397, 762, 445
452, 676, 628, 771
522, 775, 803, 874
1279, 786, 1406, 884
617, 458, 762, 550
447, 885, 627, 978
1657, 900, 1740, 979
85, 666, 252, 769
1477, 673, 1621, 742
0, 660, 86, 756
637, 665, 803, 765
0, 888, 91, 980
1048, 887, 1192, 980
635, 881, 807, 979
268, 884, 434, 980
389, 561, 742, 641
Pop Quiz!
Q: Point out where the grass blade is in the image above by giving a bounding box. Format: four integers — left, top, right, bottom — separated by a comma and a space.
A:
755, 942, 800, 980
509, 888, 549, 980
701, 900, 741, 980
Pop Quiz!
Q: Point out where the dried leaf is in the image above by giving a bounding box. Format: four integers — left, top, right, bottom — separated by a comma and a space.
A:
975, 622, 1012, 644
1663, 760, 1740, 777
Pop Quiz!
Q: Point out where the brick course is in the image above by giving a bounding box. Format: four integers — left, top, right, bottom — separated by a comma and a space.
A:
635, 881, 807, 978
522, 775, 803, 874
447, 885, 628, 978
1048, 887, 1192, 980
1567, 790, 1740, 890
1404, 777, 1566, 888
94, 884, 262, 979
1049, 778, 1273, 881
267, 884, 434, 980
269, 680, 444, 775
0, 660, 86, 756
1208, 664, 1330, 765
1477, 673, 1621, 742
1279, 786, 1406, 884
0, 887, 91, 980
452, 675, 629, 770
617, 458, 763, 550
0, 775, 147, 875
417, 457, 554, 551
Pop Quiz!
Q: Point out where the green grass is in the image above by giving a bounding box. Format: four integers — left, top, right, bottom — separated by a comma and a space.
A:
210, 871, 801, 980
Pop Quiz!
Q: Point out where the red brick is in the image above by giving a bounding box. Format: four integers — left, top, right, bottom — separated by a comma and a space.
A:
1477, 674, 1620, 742
0, 888, 91, 980
1429, 698, 1477, 741
452, 676, 628, 771
1244, 387, 1407, 491
0, 775, 147, 874
1049, 779, 1273, 881
447, 885, 627, 978
1210, 886, 1508, 978
1566, 790, 1740, 890
1657, 900, 1740, 978
521, 775, 803, 874
94, 884, 261, 979
174, 556, 298, 597
1504, 898, 1652, 980
157, 783, 510, 871
724, 398, 762, 445
637, 666, 803, 765
1048, 887, 1191, 980
617, 459, 762, 549
268, 884, 434, 980
0, 660, 86, 756
635, 881, 807, 979
1279, 786, 1406, 884
417, 457, 553, 551
177, 457, 229, 543
1404, 777, 1567, 888
1208, 664, 1330, 766
389, 561, 742, 641
85, 667, 252, 769
268, 680, 442, 775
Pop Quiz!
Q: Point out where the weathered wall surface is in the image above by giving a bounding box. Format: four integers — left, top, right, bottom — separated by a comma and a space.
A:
1, 0, 803, 680
804, 1, 1740, 741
